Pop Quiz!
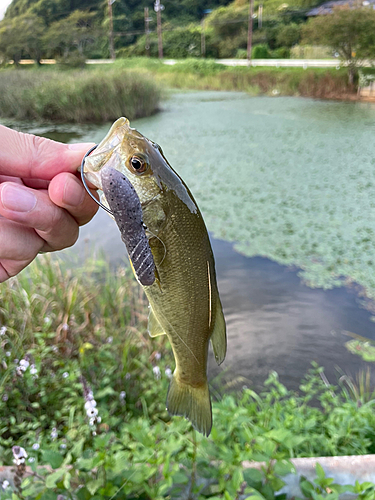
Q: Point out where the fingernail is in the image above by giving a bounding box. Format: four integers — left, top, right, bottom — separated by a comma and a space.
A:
1, 184, 37, 212
68, 142, 95, 151
63, 176, 85, 206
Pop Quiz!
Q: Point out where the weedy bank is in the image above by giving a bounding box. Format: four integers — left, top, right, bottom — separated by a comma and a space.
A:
107, 58, 355, 100
0, 67, 162, 122
1, 256, 375, 498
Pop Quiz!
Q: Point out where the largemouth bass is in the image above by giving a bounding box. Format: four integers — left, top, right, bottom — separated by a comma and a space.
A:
84, 117, 227, 436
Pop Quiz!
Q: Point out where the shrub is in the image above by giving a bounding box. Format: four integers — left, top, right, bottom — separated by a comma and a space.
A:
252, 44, 271, 59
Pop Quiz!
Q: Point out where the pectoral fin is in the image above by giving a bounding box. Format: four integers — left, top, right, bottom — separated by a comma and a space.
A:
210, 301, 227, 365
148, 306, 165, 337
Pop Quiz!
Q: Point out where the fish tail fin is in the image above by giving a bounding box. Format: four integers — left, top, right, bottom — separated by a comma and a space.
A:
167, 373, 212, 436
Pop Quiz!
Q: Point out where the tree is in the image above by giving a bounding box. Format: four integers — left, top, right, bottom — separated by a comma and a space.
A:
43, 10, 100, 57
302, 7, 375, 84
0, 13, 45, 64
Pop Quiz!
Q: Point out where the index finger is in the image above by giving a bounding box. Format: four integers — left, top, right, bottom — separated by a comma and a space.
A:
0, 125, 94, 180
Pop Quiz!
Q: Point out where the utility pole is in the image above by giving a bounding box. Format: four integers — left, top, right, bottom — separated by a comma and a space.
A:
108, 0, 116, 60
247, 0, 254, 64
201, 17, 206, 57
154, 0, 164, 59
258, 4, 263, 30
144, 7, 151, 57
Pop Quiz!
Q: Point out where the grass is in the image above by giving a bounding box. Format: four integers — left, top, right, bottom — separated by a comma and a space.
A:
0, 59, 355, 123
107, 58, 354, 99
1, 256, 375, 500
0, 66, 162, 122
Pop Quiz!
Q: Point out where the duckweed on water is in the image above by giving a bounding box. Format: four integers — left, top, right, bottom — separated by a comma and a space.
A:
133, 92, 375, 299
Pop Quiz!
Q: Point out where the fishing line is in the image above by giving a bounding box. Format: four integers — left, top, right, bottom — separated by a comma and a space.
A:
80, 144, 114, 216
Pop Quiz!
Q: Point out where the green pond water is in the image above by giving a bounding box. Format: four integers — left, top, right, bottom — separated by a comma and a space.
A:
5, 91, 375, 388
45, 91, 375, 298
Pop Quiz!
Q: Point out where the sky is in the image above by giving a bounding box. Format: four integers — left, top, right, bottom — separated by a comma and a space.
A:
0, 0, 12, 20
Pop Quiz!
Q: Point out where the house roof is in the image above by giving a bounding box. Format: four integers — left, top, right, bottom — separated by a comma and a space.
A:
307, 0, 375, 16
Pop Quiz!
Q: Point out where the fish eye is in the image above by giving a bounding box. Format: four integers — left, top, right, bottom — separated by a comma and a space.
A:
130, 156, 147, 174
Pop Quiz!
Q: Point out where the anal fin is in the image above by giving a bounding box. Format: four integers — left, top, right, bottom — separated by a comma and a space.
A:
148, 306, 165, 337
210, 301, 227, 365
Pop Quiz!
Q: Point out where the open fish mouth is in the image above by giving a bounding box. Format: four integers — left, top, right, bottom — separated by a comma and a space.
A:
80, 144, 113, 215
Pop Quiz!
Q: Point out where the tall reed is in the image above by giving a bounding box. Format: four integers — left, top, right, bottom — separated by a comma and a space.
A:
0, 68, 162, 122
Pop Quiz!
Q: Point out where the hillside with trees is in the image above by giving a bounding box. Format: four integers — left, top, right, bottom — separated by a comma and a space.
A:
1, 0, 375, 69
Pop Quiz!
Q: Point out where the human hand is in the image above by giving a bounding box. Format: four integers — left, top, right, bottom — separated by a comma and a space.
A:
0, 125, 99, 282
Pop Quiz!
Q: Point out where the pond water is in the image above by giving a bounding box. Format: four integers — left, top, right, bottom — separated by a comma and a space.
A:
6, 91, 375, 390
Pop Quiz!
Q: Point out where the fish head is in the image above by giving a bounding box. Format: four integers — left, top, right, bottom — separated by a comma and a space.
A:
83, 117, 197, 217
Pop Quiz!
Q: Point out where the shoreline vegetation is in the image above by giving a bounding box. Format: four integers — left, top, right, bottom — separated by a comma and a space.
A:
1, 255, 375, 498
0, 58, 365, 123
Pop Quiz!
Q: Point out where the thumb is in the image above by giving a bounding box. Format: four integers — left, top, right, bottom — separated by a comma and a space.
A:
0, 125, 95, 180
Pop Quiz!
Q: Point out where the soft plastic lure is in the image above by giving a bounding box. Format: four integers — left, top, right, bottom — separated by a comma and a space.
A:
100, 165, 155, 287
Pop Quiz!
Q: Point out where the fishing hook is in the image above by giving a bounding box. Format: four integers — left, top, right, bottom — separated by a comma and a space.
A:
80, 144, 114, 216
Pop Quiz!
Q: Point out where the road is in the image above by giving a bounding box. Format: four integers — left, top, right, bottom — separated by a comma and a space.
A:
17, 58, 342, 68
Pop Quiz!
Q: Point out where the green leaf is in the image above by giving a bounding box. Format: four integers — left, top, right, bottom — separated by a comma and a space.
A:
45, 470, 64, 488
274, 459, 295, 476
315, 463, 326, 481
244, 468, 263, 488
63, 472, 71, 489
42, 450, 64, 469
87, 478, 103, 495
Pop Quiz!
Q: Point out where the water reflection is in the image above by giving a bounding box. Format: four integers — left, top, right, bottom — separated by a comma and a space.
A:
62, 206, 373, 390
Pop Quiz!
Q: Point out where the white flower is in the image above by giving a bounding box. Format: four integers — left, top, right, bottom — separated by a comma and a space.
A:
119, 391, 126, 400
32, 443, 40, 450
62, 372, 69, 379
5, 352, 10, 357
51, 428, 58, 440
28, 457, 35, 463
86, 407, 98, 418
60, 443, 67, 449
0, 326, 6, 336
106, 336, 113, 344
30, 365, 37, 375
92, 431, 97, 436
89, 417, 96, 426
155, 351, 161, 361
97, 416, 101, 423
51, 346, 58, 353
12, 446, 28, 465
84, 400, 97, 411
19, 359, 30, 370
153, 366, 161, 380
2, 479, 10, 489
165, 368, 172, 379
44, 317, 51, 324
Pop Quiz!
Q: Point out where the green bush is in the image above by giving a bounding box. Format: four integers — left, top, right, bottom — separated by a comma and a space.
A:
56, 52, 86, 69
252, 44, 272, 59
